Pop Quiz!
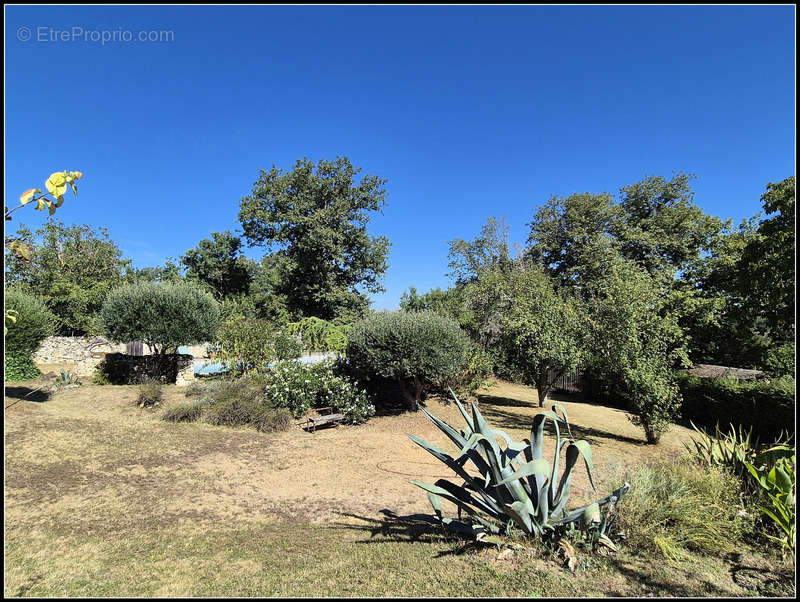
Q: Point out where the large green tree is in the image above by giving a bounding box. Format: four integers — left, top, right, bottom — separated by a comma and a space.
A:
447, 216, 513, 285
5, 220, 130, 335
238, 157, 390, 321
180, 231, 255, 300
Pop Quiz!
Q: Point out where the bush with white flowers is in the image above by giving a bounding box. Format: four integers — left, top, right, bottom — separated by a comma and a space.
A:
264, 360, 374, 424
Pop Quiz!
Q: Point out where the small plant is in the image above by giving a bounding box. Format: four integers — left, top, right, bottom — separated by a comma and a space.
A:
684, 421, 761, 490
163, 399, 208, 423
743, 446, 796, 558
408, 389, 629, 546
204, 379, 264, 427
136, 380, 164, 408
53, 369, 80, 388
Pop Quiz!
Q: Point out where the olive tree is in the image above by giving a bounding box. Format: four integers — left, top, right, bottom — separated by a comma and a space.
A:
345, 310, 470, 411
101, 281, 219, 354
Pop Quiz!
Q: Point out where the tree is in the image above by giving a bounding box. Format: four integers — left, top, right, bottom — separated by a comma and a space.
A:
101, 281, 219, 355
737, 176, 795, 338
447, 216, 513, 285
585, 260, 687, 444
399, 286, 467, 324
238, 157, 391, 321
611, 173, 724, 282
180, 231, 255, 299
5, 220, 130, 335
497, 264, 585, 407
526, 192, 619, 290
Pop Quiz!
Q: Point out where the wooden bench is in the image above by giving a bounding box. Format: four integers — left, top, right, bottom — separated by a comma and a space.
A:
302, 407, 345, 432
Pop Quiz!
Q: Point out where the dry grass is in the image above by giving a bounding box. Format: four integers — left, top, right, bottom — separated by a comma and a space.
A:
4, 377, 794, 597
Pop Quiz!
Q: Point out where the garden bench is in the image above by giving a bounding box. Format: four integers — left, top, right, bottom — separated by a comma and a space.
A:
302, 406, 345, 432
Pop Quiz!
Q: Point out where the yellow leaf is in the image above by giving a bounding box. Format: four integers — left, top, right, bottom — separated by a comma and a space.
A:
45, 171, 68, 199
36, 198, 46, 211
71, 171, 83, 180
20, 188, 40, 204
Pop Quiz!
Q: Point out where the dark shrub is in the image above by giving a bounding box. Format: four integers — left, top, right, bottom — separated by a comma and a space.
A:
676, 372, 795, 442
345, 310, 470, 410
4, 288, 57, 354
101, 281, 219, 354
252, 407, 293, 432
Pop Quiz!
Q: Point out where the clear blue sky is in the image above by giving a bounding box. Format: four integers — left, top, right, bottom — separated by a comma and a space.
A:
5, 5, 795, 310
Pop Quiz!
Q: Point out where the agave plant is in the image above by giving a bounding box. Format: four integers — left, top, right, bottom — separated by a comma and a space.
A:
407, 389, 629, 543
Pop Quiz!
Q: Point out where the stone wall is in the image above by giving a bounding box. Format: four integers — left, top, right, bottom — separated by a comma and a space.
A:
31, 336, 127, 377
31, 336, 210, 381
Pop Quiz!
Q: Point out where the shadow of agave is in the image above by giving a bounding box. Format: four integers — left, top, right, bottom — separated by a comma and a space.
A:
330, 510, 483, 557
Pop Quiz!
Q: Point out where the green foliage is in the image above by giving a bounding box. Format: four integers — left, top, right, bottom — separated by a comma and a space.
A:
4, 287, 57, 354
262, 360, 374, 424
345, 310, 470, 410
409, 390, 629, 546
473, 264, 584, 406
101, 281, 219, 354
136, 381, 164, 408
180, 231, 255, 300
743, 448, 796, 557
615, 459, 748, 560
4, 351, 42, 381
446, 345, 495, 400
162, 399, 208, 423
53, 369, 80, 388
675, 373, 795, 443
286, 317, 348, 353
447, 216, 513, 285
684, 422, 761, 485
273, 331, 303, 360
765, 340, 795, 378
399, 286, 467, 326
585, 260, 686, 444
200, 378, 295, 432
5, 220, 131, 335
215, 316, 275, 375
238, 156, 391, 321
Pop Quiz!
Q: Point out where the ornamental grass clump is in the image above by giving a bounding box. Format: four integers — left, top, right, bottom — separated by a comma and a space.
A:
408, 389, 629, 547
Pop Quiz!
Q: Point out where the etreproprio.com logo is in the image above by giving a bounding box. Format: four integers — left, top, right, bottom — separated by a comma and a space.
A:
16, 26, 174, 45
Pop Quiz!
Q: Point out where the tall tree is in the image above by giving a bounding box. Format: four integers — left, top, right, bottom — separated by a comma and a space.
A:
5, 220, 130, 335
180, 231, 255, 300
447, 216, 513, 285
238, 157, 390, 321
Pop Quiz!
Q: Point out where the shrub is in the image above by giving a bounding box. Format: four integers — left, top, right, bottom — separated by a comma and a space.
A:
163, 399, 208, 423
615, 459, 749, 560
251, 407, 294, 432
101, 281, 219, 354
345, 310, 470, 410
676, 372, 795, 442
286, 317, 349, 353
136, 380, 164, 408
263, 360, 374, 424
204, 379, 263, 427
4, 288, 57, 354
5, 351, 42, 381
273, 331, 303, 360
444, 345, 494, 400
215, 316, 275, 375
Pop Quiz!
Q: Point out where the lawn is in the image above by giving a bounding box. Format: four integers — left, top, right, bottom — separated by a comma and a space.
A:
4, 378, 794, 597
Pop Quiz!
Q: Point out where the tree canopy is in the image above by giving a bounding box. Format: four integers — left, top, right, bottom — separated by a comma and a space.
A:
238, 157, 390, 321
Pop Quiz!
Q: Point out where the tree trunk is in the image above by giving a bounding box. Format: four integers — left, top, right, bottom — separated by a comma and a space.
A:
400, 379, 418, 411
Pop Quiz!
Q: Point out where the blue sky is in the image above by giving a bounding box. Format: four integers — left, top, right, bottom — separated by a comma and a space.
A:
5, 5, 795, 310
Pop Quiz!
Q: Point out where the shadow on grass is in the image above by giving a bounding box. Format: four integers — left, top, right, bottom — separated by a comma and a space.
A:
475, 403, 646, 447
331, 510, 480, 557
4, 386, 52, 405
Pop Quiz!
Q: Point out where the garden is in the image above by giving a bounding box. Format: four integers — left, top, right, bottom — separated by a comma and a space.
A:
4, 164, 796, 597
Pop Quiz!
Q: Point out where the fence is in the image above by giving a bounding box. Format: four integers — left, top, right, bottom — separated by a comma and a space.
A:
547, 364, 585, 394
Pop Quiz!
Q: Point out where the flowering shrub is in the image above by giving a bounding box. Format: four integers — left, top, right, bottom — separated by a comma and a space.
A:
264, 360, 374, 424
